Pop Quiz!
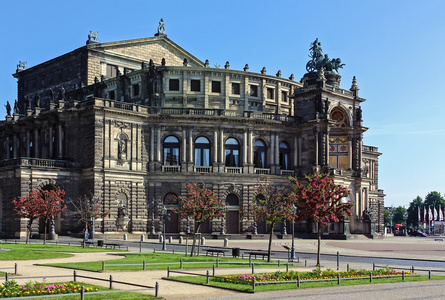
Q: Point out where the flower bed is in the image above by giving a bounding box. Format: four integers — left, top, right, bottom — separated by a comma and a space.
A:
0, 280, 98, 298
213, 267, 418, 285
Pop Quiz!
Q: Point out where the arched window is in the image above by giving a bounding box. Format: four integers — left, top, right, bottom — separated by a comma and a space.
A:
226, 194, 240, 206
331, 109, 348, 127
163, 136, 180, 165
224, 138, 240, 167
194, 137, 210, 166
253, 140, 267, 168
279, 142, 290, 170
164, 193, 178, 205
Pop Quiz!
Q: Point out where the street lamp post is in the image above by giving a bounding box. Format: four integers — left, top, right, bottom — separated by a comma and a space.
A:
403, 211, 408, 236
389, 207, 394, 233
290, 204, 297, 261
161, 206, 167, 250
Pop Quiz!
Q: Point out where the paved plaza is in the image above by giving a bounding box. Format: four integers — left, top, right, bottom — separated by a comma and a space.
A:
1, 235, 445, 299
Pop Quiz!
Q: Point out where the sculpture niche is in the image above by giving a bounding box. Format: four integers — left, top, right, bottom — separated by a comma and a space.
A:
117, 204, 130, 230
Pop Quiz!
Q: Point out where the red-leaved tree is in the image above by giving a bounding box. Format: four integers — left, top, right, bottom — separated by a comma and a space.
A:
12, 191, 44, 244
288, 173, 352, 266
38, 188, 67, 244
175, 182, 225, 256
251, 177, 293, 262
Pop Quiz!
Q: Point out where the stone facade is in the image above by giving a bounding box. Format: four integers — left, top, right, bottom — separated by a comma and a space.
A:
0, 26, 384, 239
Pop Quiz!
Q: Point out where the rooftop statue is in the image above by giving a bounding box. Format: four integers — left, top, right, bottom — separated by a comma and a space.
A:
157, 18, 166, 36
306, 39, 344, 74
88, 31, 99, 42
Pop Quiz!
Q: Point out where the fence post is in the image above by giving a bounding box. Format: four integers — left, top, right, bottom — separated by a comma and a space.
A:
155, 282, 159, 297
139, 240, 142, 253
216, 258, 219, 268
337, 251, 339, 271
206, 270, 210, 284
297, 256, 299, 263
102, 261, 105, 271
278, 260, 280, 267
305, 260, 307, 267
143, 260, 146, 270
429, 270, 431, 279
73, 270, 77, 282
252, 263, 255, 275
337, 274, 341, 285
373, 263, 375, 271
213, 265, 215, 276
347, 264, 350, 272
5, 272, 8, 282
370, 272, 372, 283
14, 263, 17, 274
286, 263, 289, 272
412, 266, 414, 273
297, 275, 300, 287
252, 276, 256, 291
402, 271, 405, 281
180, 259, 183, 269
109, 275, 113, 289
80, 286, 85, 300
167, 266, 170, 278
249, 256, 252, 266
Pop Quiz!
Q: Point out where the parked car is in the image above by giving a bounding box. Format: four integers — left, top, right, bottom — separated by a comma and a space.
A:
408, 230, 427, 237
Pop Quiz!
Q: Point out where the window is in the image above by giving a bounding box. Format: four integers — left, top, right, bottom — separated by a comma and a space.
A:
224, 138, 240, 167
108, 90, 115, 100
281, 91, 288, 102
267, 88, 274, 99
250, 85, 258, 97
232, 83, 240, 95
253, 140, 267, 168
194, 137, 211, 166
212, 81, 221, 93
132, 84, 140, 96
164, 193, 178, 205
329, 137, 349, 169
163, 136, 180, 165
279, 142, 290, 170
191, 79, 201, 92
106, 64, 117, 77
169, 79, 180, 91
226, 194, 239, 206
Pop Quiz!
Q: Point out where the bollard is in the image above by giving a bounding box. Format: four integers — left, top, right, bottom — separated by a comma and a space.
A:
206, 270, 210, 284
370, 272, 372, 283
141, 234, 145, 242
337, 251, 339, 271
252, 263, 255, 274
123, 234, 127, 241
14, 263, 17, 275
213, 265, 215, 276
252, 276, 256, 291
155, 282, 159, 297
402, 271, 405, 281
173, 249, 175, 254
278, 260, 280, 267
73, 270, 77, 282
224, 238, 229, 247
80, 286, 85, 300
109, 275, 113, 289
180, 259, 183, 269
102, 261, 105, 271
201, 236, 206, 245
143, 260, 146, 270
429, 270, 431, 279
169, 236, 172, 243
297, 256, 299, 263
139, 240, 142, 253
412, 266, 414, 273
167, 266, 170, 277
338, 274, 341, 285
179, 236, 183, 244
347, 264, 350, 272
297, 275, 300, 287
159, 235, 163, 243
305, 260, 307, 267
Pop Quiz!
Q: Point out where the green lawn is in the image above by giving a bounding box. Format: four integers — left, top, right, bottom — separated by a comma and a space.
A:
168, 274, 445, 293
0, 243, 120, 260
44, 252, 289, 272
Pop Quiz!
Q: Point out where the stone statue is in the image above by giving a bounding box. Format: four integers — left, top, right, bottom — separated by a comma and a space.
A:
157, 18, 166, 35
118, 138, 127, 160
59, 86, 65, 100
118, 205, 128, 218
88, 31, 99, 42
17, 61, 27, 70
49, 88, 54, 101
5, 101, 11, 116
331, 58, 345, 73
13, 99, 19, 114
183, 58, 188, 67
356, 107, 362, 121
35, 94, 41, 107
306, 38, 344, 74
324, 98, 330, 114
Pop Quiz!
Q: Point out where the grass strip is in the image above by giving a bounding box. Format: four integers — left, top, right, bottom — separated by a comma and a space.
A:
167, 274, 445, 293
44, 252, 294, 272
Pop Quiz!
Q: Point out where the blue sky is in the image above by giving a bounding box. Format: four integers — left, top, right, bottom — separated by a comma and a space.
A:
1, 0, 444, 207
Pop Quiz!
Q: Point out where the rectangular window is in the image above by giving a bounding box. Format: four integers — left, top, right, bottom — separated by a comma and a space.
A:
132, 84, 140, 96
250, 85, 258, 97
106, 64, 117, 77
232, 83, 240, 95
191, 79, 201, 92
169, 79, 180, 91
267, 88, 274, 99
281, 91, 288, 102
109, 90, 115, 100
212, 81, 221, 93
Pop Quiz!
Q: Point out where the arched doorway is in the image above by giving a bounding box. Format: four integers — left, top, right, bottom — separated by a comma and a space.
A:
225, 194, 240, 234
163, 193, 179, 233
255, 194, 268, 234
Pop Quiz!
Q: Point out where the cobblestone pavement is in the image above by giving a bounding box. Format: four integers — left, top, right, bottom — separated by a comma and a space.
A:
1, 235, 445, 299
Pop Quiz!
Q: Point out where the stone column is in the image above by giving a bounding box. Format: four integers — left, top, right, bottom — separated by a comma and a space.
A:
26, 130, 30, 157
213, 128, 218, 165
150, 127, 154, 162
34, 128, 39, 158
49, 126, 53, 158
182, 128, 187, 164
58, 123, 63, 158
156, 127, 161, 162
5, 136, 10, 159
270, 132, 275, 166
243, 130, 247, 165
13, 134, 17, 158
188, 127, 193, 163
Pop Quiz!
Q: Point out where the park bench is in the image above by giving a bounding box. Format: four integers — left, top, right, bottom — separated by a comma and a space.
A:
205, 248, 229, 257
80, 241, 95, 247
104, 243, 128, 250
246, 251, 271, 260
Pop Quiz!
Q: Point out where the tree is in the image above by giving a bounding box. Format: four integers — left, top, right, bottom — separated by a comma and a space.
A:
251, 177, 293, 262
175, 182, 225, 257
38, 188, 67, 245
424, 191, 445, 208
67, 194, 109, 248
407, 196, 423, 228
391, 206, 407, 225
383, 208, 391, 227
12, 191, 44, 244
288, 173, 352, 266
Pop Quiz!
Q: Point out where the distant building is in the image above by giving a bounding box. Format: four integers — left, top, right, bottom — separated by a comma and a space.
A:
0, 21, 384, 239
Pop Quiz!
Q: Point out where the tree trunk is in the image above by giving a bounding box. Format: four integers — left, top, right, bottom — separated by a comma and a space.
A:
317, 222, 322, 266
44, 219, 48, 245
190, 222, 201, 257
267, 222, 275, 263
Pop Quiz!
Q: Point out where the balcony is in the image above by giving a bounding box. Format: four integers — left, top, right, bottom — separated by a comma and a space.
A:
194, 166, 212, 173
280, 170, 295, 176
162, 165, 181, 172
255, 168, 270, 175
0, 158, 73, 169
225, 167, 242, 174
